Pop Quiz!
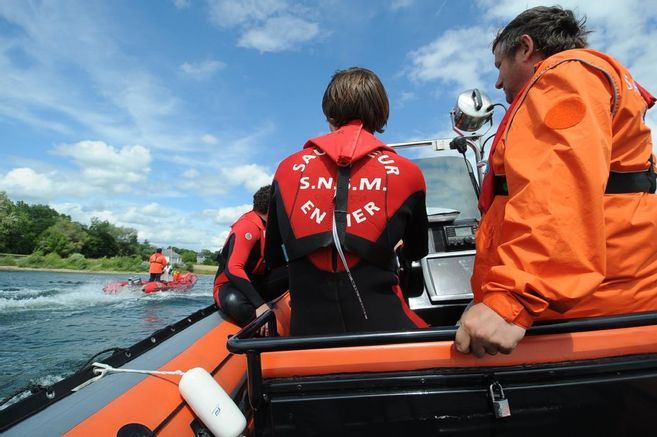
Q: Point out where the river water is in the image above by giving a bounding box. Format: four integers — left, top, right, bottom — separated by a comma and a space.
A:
0, 270, 214, 404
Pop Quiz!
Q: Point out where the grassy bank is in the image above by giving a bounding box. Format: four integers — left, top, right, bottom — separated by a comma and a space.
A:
0, 253, 145, 272
192, 264, 217, 275
0, 253, 217, 275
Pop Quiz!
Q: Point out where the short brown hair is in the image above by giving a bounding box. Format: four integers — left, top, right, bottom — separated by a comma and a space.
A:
253, 185, 271, 214
492, 6, 589, 58
322, 67, 389, 134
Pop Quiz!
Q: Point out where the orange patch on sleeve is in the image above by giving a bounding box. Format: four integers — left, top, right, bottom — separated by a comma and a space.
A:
544, 96, 586, 129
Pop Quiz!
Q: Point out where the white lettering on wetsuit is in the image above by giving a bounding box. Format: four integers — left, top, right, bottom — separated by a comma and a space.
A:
292, 149, 397, 227
292, 148, 326, 172
299, 200, 381, 227
300, 200, 327, 224
345, 202, 381, 227
299, 177, 385, 191
367, 151, 399, 175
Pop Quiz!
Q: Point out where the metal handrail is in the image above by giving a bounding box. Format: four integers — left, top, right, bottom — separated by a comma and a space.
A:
227, 310, 657, 354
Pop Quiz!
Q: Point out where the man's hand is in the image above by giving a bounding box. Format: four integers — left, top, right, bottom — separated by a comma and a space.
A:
455, 303, 526, 357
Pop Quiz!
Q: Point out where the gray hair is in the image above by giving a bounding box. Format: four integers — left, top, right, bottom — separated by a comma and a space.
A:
492, 6, 590, 58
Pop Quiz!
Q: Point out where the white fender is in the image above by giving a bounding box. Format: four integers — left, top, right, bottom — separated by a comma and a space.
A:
179, 367, 246, 437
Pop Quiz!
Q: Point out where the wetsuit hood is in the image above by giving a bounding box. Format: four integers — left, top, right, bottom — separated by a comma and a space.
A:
303, 120, 394, 167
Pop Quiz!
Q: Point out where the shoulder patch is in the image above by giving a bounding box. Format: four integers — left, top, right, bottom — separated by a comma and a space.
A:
544, 96, 586, 130
244, 232, 253, 240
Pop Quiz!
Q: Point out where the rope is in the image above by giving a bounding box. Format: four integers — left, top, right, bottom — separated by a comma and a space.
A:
72, 363, 185, 392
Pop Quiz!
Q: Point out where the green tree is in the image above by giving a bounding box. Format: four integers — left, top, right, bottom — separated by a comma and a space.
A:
12, 201, 62, 254
181, 250, 197, 264
82, 218, 119, 258
0, 192, 19, 253
36, 218, 88, 257
199, 249, 219, 265
0, 194, 61, 254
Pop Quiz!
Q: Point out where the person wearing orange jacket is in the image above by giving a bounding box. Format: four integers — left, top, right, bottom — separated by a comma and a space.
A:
456, 6, 657, 357
148, 248, 168, 282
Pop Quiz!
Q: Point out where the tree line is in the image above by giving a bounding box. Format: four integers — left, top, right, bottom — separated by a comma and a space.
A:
0, 192, 217, 265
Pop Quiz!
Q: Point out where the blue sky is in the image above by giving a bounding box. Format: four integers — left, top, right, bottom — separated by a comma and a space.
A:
1, 0, 656, 251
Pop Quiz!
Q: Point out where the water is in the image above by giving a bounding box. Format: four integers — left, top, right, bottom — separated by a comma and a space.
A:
0, 270, 215, 404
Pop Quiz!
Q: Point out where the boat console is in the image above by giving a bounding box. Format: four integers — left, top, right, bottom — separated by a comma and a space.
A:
389, 139, 482, 325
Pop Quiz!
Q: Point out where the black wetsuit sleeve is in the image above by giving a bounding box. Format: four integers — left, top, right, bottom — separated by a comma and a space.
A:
224, 223, 265, 308
265, 182, 287, 268
401, 191, 429, 261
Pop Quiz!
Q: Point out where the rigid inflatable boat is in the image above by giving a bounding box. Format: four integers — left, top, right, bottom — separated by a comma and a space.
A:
103, 273, 198, 294
142, 273, 198, 294
2, 293, 657, 436
3, 105, 657, 435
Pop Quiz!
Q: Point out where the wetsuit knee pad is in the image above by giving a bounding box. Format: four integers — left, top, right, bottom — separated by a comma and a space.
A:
219, 286, 256, 327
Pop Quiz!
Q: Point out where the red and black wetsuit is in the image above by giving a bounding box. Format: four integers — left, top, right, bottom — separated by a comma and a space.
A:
265, 121, 429, 335
213, 210, 268, 326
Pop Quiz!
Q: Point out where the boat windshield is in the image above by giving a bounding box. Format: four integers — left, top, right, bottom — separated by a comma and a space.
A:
411, 155, 480, 221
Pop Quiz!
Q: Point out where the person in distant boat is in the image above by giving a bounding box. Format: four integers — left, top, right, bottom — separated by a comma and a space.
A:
265, 67, 429, 336
456, 5, 657, 357
213, 185, 289, 327
148, 248, 168, 282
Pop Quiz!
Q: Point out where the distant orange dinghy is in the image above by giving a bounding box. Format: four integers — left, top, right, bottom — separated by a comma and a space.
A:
103, 273, 198, 294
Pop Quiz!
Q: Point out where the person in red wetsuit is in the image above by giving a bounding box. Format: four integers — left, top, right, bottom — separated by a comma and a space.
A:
265, 67, 429, 336
213, 185, 288, 326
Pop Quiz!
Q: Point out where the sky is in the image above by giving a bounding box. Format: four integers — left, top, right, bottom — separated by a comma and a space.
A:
1, 0, 656, 252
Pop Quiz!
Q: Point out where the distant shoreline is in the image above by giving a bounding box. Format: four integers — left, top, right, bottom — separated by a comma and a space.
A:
0, 265, 215, 276
0, 265, 140, 275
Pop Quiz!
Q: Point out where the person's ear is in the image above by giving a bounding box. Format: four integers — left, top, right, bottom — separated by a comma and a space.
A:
517, 34, 536, 61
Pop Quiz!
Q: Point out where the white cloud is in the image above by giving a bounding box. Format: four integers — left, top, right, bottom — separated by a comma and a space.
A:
206, 0, 320, 52
180, 59, 226, 80
54, 141, 151, 193
205, 204, 252, 225
173, 0, 191, 9
220, 164, 273, 191
0, 168, 59, 199
183, 168, 199, 178
141, 203, 167, 216
406, 26, 495, 92
207, 0, 287, 28
238, 16, 319, 52
201, 134, 219, 145
389, 0, 414, 11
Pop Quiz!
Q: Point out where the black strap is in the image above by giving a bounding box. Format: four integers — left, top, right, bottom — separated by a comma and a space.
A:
493, 175, 508, 195
493, 169, 656, 196
606, 170, 656, 194
334, 165, 351, 245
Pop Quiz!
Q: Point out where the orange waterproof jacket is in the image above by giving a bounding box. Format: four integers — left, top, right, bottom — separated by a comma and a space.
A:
149, 253, 168, 274
472, 49, 657, 328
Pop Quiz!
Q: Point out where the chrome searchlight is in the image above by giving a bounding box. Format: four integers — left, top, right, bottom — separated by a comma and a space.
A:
451, 88, 494, 134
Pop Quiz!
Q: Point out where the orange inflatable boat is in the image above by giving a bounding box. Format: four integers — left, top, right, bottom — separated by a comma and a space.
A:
3, 135, 657, 436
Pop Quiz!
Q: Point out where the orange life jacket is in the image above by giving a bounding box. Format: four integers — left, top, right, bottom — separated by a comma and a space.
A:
472, 49, 657, 328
